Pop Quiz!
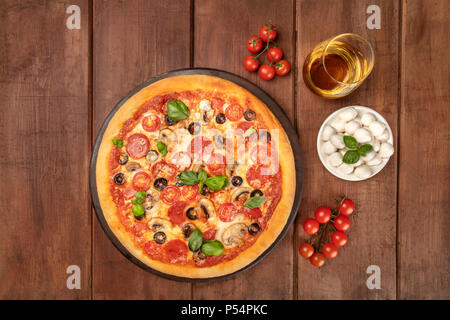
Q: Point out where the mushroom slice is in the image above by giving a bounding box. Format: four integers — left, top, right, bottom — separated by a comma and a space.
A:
159, 128, 176, 145
143, 189, 160, 212
225, 163, 238, 178
198, 198, 216, 219
222, 223, 248, 247
231, 187, 252, 202
125, 161, 141, 172
147, 217, 170, 231
193, 250, 207, 264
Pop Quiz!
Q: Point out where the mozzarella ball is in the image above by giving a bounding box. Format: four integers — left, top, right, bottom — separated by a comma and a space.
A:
361, 150, 376, 162
329, 118, 346, 133
352, 158, 363, 167
339, 148, 348, 156
199, 99, 211, 111
368, 121, 386, 137
355, 165, 372, 179
379, 142, 394, 158
327, 152, 343, 167
345, 120, 361, 135
330, 134, 345, 149
354, 128, 372, 144
372, 139, 381, 152
322, 141, 337, 155
377, 129, 390, 142
338, 163, 354, 175
361, 113, 376, 126
322, 125, 335, 141
338, 108, 358, 122
367, 156, 382, 166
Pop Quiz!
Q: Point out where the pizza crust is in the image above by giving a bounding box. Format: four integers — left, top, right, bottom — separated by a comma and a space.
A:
96, 75, 296, 279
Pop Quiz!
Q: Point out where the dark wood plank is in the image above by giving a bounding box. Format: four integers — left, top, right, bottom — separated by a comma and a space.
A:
92, 0, 192, 299
296, 0, 399, 299
0, 0, 91, 299
192, 0, 295, 299
398, 0, 450, 299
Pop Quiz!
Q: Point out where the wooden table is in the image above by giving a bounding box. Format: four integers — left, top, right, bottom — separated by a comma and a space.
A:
0, 0, 448, 300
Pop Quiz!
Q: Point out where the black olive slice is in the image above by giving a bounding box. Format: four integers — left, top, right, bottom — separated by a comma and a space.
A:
186, 207, 198, 220
175, 173, 184, 187
188, 122, 201, 135
248, 223, 261, 235
259, 130, 271, 143
244, 109, 256, 121
215, 113, 226, 124
200, 184, 210, 196
231, 176, 243, 187
154, 231, 167, 244
182, 223, 196, 239
154, 177, 168, 190
118, 153, 129, 165
251, 189, 263, 197
134, 213, 146, 221
113, 173, 125, 185
165, 114, 176, 126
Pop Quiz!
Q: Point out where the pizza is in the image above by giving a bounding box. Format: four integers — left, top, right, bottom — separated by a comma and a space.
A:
95, 75, 295, 279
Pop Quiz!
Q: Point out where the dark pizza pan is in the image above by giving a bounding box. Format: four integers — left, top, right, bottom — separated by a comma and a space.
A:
89, 68, 304, 282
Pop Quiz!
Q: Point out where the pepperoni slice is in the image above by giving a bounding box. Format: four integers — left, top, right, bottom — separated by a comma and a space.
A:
144, 241, 163, 259
246, 164, 273, 189
123, 186, 137, 200
151, 160, 178, 180
168, 201, 187, 225
164, 239, 188, 264
206, 153, 226, 175
142, 114, 161, 132
250, 142, 277, 165
181, 185, 200, 202
161, 186, 181, 205
132, 171, 152, 190
109, 148, 120, 170
211, 97, 225, 113
225, 104, 244, 121
235, 121, 253, 135
170, 151, 192, 171
244, 207, 263, 219
131, 221, 147, 236
189, 136, 213, 163
203, 228, 217, 241
126, 133, 150, 159
218, 203, 239, 222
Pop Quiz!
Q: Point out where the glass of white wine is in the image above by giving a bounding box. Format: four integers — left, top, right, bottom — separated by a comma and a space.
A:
303, 33, 375, 99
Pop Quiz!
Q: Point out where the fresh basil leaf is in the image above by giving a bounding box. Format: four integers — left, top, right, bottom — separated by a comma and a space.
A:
112, 139, 123, 148
201, 240, 224, 256
243, 128, 257, 138
205, 176, 229, 191
179, 171, 199, 185
343, 136, 358, 149
342, 150, 360, 164
167, 99, 190, 121
198, 169, 207, 183
132, 204, 145, 217
357, 144, 373, 156
188, 229, 204, 252
244, 195, 267, 209
198, 180, 204, 193
157, 141, 168, 157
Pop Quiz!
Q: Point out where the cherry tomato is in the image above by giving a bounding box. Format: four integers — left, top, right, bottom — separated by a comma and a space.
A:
161, 186, 181, 205
259, 23, 277, 42
309, 252, 325, 267
243, 55, 260, 72
181, 185, 200, 202
337, 198, 355, 216
303, 218, 319, 235
298, 243, 314, 259
247, 36, 264, 53
331, 231, 348, 247
132, 171, 152, 191
225, 104, 244, 121
275, 59, 291, 76
266, 47, 283, 62
203, 228, 217, 241
141, 114, 160, 132
314, 206, 332, 224
322, 243, 338, 259
333, 214, 351, 231
258, 64, 275, 81
206, 153, 226, 175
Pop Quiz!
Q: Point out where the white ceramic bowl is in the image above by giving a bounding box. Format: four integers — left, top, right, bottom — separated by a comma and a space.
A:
317, 106, 394, 181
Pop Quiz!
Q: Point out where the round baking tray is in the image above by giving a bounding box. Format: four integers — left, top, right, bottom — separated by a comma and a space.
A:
90, 68, 304, 281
